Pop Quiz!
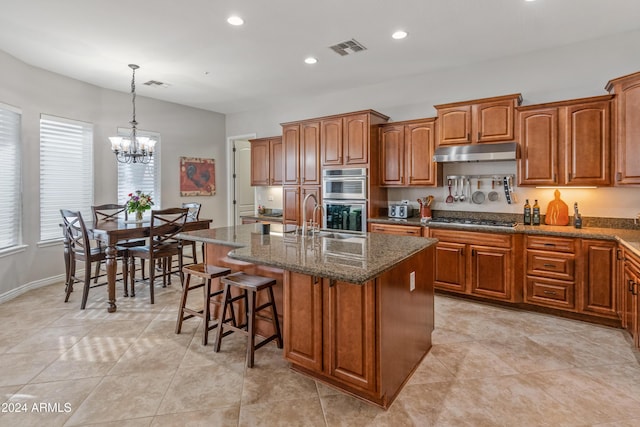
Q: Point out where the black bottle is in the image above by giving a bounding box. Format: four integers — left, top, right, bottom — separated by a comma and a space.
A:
532, 199, 541, 226
523, 199, 532, 225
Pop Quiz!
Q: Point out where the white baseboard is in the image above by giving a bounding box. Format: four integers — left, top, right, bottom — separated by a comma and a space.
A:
0, 274, 66, 304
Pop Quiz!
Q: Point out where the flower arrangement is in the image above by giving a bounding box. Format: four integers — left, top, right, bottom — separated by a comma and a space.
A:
126, 190, 153, 220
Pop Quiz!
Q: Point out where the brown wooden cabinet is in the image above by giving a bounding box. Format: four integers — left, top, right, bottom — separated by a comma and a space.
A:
517, 95, 613, 186
284, 274, 377, 393
379, 118, 441, 187
249, 136, 282, 186
319, 111, 389, 167
580, 240, 617, 318
606, 71, 640, 185
282, 124, 300, 185
620, 247, 639, 346
435, 94, 522, 146
429, 229, 519, 301
282, 122, 320, 186
369, 222, 422, 236
283, 245, 435, 408
525, 235, 577, 310
282, 186, 299, 225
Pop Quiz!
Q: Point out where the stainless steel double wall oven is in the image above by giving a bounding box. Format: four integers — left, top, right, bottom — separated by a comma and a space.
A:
321, 168, 367, 233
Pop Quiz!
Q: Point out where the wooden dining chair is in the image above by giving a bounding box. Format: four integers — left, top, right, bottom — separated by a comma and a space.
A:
127, 208, 188, 304
60, 209, 129, 309
91, 204, 147, 285
181, 202, 202, 264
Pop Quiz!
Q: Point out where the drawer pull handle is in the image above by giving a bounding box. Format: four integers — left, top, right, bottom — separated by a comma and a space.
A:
543, 263, 556, 268
543, 290, 557, 296
543, 243, 556, 247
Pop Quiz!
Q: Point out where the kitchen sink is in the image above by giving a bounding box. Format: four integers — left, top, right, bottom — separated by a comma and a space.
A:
316, 231, 365, 240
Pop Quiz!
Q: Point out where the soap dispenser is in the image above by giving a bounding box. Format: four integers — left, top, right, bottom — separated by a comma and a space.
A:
574, 202, 582, 229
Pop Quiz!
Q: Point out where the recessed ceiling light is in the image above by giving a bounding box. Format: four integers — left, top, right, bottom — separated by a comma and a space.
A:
525, 0, 536, 2
392, 30, 408, 40
227, 15, 244, 26
304, 57, 318, 65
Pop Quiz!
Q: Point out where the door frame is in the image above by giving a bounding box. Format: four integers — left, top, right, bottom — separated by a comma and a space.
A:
227, 133, 256, 226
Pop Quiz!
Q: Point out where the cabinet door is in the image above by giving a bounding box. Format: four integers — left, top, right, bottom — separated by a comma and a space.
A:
379, 124, 405, 186
343, 113, 369, 165
321, 117, 343, 166
301, 186, 321, 227
250, 139, 270, 186
565, 101, 612, 186
474, 99, 516, 143
406, 121, 437, 186
437, 106, 472, 146
580, 240, 617, 317
300, 122, 320, 185
283, 186, 299, 225
283, 272, 323, 371
614, 79, 640, 185
518, 108, 558, 186
270, 138, 283, 185
470, 245, 512, 300
622, 263, 638, 337
325, 279, 376, 392
433, 242, 466, 292
282, 124, 300, 185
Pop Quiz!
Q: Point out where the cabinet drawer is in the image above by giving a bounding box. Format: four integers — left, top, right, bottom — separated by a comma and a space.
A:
430, 229, 511, 248
526, 236, 576, 253
526, 276, 575, 310
369, 223, 422, 236
527, 250, 575, 281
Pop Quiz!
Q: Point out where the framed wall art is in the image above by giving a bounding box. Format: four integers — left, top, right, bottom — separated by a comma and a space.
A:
179, 156, 216, 196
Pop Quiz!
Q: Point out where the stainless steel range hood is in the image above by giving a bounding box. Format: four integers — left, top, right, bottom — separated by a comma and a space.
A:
433, 142, 520, 163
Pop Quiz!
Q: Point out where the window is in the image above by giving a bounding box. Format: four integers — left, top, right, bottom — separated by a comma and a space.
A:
0, 103, 21, 250
40, 115, 93, 241
117, 128, 161, 213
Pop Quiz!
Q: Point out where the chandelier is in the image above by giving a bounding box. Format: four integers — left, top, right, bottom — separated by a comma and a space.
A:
108, 64, 156, 164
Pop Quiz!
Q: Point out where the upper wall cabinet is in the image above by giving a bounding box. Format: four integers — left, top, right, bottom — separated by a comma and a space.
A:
606, 71, 640, 185
281, 122, 320, 186
435, 94, 522, 146
517, 95, 613, 187
320, 111, 389, 167
250, 136, 282, 186
379, 118, 441, 187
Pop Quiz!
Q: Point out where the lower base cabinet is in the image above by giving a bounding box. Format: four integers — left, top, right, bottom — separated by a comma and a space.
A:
580, 240, 617, 318
429, 229, 521, 302
283, 246, 435, 408
621, 248, 640, 347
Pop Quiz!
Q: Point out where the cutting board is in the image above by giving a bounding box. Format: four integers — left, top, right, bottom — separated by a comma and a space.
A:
545, 189, 569, 226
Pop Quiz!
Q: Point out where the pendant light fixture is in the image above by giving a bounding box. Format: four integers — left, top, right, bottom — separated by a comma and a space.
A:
108, 64, 156, 164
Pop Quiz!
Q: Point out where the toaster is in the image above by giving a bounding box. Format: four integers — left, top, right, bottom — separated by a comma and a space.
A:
388, 204, 414, 219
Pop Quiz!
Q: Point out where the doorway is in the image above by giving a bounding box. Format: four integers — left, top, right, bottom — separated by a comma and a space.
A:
227, 134, 256, 227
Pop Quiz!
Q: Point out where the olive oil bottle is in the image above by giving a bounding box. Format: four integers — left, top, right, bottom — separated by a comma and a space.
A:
532, 199, 541, 226
523, 199, 532, 225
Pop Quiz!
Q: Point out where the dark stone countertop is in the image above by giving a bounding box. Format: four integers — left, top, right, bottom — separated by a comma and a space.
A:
240, 214, 284, 223
179, 223, 437, 284
368, 217, 640, 257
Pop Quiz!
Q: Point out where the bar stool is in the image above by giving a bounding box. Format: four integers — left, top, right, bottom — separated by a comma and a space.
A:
214, 272, 283, 368
175, 263, 231, 345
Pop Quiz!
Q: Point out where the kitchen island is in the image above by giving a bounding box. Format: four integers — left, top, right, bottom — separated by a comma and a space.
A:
179, 223, 437, 408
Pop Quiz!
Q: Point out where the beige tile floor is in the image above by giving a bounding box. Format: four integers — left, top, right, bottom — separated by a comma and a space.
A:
1, 276, 640, 427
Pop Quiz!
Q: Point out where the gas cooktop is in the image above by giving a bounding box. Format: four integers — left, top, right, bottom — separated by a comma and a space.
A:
428, 217, 518, 228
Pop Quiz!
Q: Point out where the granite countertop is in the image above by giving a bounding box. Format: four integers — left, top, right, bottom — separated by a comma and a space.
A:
179, 223, 437, 284
368, 217, 640, 257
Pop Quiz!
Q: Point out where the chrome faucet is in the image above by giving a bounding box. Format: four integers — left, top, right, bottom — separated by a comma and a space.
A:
301, 193, 323, 236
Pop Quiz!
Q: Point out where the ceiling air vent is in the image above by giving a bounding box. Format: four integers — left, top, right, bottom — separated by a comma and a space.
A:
143, 80, 169, 88
329, 39, 367, 56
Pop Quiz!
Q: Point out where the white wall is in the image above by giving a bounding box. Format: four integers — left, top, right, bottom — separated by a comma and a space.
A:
227, 29, 640, 219
0, 50, 226, 298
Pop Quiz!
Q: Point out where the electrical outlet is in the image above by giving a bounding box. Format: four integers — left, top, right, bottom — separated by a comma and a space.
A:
410, 271, 415, 291
268, 196, 274, 201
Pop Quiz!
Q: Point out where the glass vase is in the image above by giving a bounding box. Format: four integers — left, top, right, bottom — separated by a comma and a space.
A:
135, 211, 143, 222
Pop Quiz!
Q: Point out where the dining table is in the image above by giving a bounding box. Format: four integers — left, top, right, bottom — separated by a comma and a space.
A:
88, 217, 212, 312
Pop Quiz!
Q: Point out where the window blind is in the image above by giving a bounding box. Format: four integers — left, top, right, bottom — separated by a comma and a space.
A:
0, 104, 21, 250
117, 129, 161, 214
40, 114, 94, 241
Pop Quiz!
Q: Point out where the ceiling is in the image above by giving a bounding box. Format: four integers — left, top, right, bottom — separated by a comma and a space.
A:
2, 0, 640, 114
